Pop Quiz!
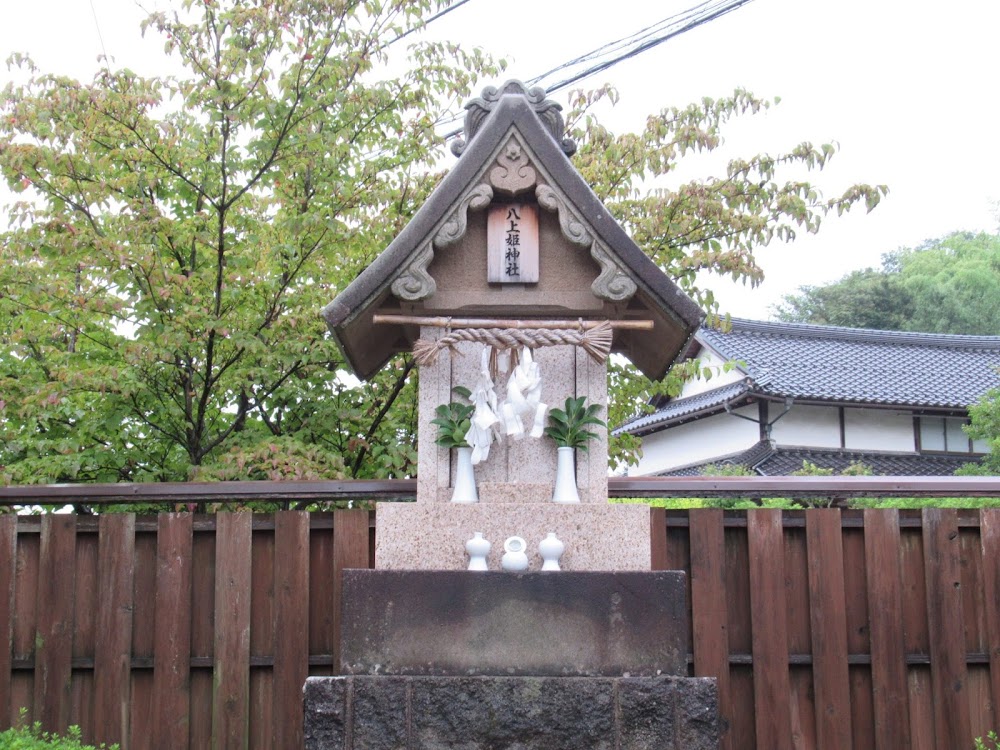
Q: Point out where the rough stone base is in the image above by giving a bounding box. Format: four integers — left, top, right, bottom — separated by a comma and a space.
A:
340, 570, 687, 677
304, 675, 719, 750
376, 502, 650, 570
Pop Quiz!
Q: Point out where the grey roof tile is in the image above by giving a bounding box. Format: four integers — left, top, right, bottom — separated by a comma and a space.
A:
753, 448, 979, 476
698, 319, 1000, 408
615, 380, 753, 435
657, 441, 981, 477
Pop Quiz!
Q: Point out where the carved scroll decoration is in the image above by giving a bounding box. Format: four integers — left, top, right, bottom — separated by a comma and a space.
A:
590, 240, 638, 301
451, 80, 577, 157
390, 242, 436, 301
435, 184, 494, 248
391, 183, 495, 301
489, 138, 537, 196
536, 185, 590, 247
535, 185, 637, 302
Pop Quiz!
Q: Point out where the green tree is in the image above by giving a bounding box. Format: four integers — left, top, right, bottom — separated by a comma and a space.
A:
563, 87, 885, 465
0, 2, 887, 486
960, 385, 1000, 476
775, 230, 1000, 334
0, 0, 501, 485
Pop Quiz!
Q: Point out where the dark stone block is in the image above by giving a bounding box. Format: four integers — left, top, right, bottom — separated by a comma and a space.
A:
340, 570, 687, 677
303, 675, 719, 750
674, 677, 722, 750
409, 676, 615, 750
352, 676, 408, 749
302, 677, 346, 749
618, 678, 678, 749
617, 677, 720, 750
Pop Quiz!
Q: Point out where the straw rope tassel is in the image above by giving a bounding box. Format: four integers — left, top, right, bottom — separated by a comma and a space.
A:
412, 321, 614, 367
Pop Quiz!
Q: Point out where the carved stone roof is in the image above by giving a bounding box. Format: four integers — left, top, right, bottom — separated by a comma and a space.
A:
322, 81, 703, 380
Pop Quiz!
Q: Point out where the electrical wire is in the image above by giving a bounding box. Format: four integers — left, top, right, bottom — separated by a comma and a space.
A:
386, 0, 476, 48
89, 0, 111, 69
438, 0, 755, 141
540, 0, 755, 94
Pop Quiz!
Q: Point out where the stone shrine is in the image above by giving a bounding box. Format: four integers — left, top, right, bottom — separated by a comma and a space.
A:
306, 81, 719, 749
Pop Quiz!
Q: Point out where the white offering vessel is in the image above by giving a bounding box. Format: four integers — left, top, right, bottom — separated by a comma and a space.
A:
501, 536, 529, 571
466, 532, 490, 571
538, 532, 564, 571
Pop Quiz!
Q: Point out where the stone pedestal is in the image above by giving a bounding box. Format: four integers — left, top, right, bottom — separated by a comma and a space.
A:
304, 571, 720, 750
304, 675, 720, 750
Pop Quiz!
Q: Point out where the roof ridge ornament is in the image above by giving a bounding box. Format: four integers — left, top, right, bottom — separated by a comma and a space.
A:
451, 80, 577, 158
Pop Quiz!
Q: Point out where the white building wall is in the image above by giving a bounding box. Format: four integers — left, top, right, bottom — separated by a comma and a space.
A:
631, 406, 760, 475
676, 347, 745, 398
844, 408, 915, 451
770, 405, 841, 448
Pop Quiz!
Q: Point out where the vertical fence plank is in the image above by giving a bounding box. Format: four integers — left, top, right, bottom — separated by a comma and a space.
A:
725, 522, 755, 749
11, 527, 39, 725
70, 528, 98, 737
841, 525, 873, 748
863, 509, 911, 750
190, 520, 216, 748
213, 512, 252, 750
33, 514, 76, 733
650, 507, 668, 571
332, 509, 372, 673
783, 522, 814, 749
689, 509, 734, 750
981, 509, 1000, 736
923, 508, 972, 750
93, 514, 135, 748
0, 516, 15, 729
249, 524, 274, 750
806, 509, 852, 749
309, 517, 335, 677
274, 512, 310, 749
153, 513, 193, 750
906, 667, 935, 750
748, 509, 793, 750
129, 529, 157, 750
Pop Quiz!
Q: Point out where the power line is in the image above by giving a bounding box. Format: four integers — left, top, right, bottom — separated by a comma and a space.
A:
438, 0, 755, 141
89, 0, 111, 69
539, 0, 755, 94
386, 0, 476, 48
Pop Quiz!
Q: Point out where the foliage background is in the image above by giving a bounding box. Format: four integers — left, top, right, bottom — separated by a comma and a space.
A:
0, 0, 886, 488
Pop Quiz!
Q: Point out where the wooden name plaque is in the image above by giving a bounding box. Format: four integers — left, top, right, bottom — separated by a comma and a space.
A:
487, 203, 539, 283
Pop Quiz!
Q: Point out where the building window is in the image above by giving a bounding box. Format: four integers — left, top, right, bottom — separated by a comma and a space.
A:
918, 416, 984, 454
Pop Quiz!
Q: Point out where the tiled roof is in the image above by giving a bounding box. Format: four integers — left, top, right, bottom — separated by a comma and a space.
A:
698, 319, 1000, 408
754, 448, 979, 477
615, 380, 753, 435
656, 441, 981, 477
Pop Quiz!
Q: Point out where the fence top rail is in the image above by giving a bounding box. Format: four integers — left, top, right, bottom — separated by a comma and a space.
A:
611, 475, 1000, 499
0, 475, 998, 505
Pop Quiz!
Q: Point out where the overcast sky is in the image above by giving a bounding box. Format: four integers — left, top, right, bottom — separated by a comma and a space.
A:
2, 0, 998, 321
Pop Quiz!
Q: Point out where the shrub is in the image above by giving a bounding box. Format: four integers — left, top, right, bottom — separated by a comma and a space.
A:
0, 714, 117, 750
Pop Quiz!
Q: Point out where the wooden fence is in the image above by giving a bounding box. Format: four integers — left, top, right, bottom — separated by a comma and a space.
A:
0, 510, 373, 749
1, 479, 999, 748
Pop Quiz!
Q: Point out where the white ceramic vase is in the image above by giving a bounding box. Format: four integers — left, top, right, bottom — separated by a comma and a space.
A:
466, 532, 490, 571
501, 536, 529, 571
551, 446, 580, 503
451, 446, 479, 504
538, 532, 564, 571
